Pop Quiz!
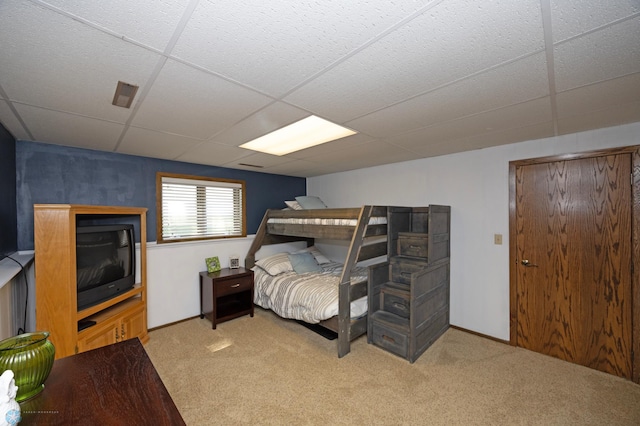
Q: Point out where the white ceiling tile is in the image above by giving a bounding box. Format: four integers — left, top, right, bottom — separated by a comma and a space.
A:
554, 17, 640, 91
551, 0, 640, 42
226, 151, 297, 169
171, 0, 435, 97
117, 127, 203, 160
285, 0, 544, 122
1, 1, 639, 178
387, 98, 553, 150
0, 100, 30, 140
556, 73, 640, 119
285, 133, 373, 160
388, 121, 554, 159
207, 102, 309, 147
262, 159, 343, 178
175, 141, 255, 167
301, 139, 418, 172
0, 1, 161, 121
40, 0, 193, 51
131, 59, 273, 139
348, 52, 549, 137
15, 104, 123, 151
557, 101, 640, 136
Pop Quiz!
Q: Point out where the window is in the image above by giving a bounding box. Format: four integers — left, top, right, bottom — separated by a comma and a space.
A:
157, 173, 246, 243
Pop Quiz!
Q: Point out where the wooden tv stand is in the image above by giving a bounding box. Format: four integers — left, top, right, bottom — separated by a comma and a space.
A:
34, 204, 148, 359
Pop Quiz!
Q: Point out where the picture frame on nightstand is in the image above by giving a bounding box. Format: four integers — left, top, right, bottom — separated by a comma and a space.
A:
229, 255, 240, 269
205, 256, 221, 273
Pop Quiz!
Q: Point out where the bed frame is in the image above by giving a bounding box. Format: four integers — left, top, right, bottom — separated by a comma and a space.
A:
245, 205, 392, 357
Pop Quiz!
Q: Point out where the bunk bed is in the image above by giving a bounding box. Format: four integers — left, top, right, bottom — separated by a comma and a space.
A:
245, 205, 393, 358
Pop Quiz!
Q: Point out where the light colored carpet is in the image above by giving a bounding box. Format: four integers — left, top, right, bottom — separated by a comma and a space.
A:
144, 308, 640, 425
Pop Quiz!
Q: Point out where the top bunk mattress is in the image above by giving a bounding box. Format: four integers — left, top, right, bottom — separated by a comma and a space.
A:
267, 216, 387, 226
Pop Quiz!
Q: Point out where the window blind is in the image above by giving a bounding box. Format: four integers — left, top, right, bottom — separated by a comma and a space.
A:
160, 175, 244, 242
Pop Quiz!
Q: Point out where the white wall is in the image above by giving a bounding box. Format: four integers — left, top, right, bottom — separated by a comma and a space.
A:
146, 238, 305, 328
306, 122, 640, 340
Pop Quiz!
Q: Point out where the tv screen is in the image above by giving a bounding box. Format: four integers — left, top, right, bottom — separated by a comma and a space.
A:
76, 224, 135, 311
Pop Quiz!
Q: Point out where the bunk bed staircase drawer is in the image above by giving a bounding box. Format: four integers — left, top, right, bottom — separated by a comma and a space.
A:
390, 257, 428, 284
370, 311, 409, 359
397, 232, 428, 259
380, 283, 410, 319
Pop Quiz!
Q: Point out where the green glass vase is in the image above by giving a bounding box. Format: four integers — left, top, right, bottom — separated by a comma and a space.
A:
0, 331, 56, 402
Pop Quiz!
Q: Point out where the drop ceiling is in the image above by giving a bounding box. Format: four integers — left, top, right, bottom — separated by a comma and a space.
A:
0, 0, 638, 178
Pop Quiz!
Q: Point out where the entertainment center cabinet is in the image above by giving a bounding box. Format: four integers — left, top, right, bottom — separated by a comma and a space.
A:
34, 204, 148, 359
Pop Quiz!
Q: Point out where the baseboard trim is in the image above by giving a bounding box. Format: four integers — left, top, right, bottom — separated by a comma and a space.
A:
149, 315, 200, 332
449, 325, 510, 345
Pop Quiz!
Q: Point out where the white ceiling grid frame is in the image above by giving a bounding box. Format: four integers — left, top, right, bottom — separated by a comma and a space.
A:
40, 0, 194, 51
169, 0, 440, 98
0, 1, 162, 123
385, 97, 554, 152
553, 16, 640, 92
129, 58, 274, 140
13, 104, 126, 151
347, 52, 551, 138
0, 1, 638, 178
550, 0, 640, 42
283, 0, 545, 123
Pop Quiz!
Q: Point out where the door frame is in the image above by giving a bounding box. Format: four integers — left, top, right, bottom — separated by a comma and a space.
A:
508, 145, 640, 383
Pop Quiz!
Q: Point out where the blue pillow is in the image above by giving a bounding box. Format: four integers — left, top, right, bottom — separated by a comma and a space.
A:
295, 196, 327, 209
288, 252, 322, 274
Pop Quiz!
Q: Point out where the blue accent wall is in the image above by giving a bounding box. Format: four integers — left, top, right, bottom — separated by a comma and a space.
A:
0, 124, 17, 255
16, 141, 306, 250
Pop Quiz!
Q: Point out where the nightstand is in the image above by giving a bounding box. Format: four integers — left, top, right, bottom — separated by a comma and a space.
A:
199, 267, 254, 329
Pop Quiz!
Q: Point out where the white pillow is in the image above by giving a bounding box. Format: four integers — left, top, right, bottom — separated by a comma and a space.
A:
254, 252, 293, 276
284, 200, 303, 210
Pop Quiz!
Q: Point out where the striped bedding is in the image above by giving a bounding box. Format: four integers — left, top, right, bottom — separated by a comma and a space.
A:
253, 262, 368, 324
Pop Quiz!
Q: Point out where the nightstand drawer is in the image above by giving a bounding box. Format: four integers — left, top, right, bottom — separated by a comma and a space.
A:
216, 275, 253, 296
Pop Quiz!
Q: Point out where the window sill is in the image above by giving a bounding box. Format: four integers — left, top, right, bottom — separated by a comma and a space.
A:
0, 252, 34, 290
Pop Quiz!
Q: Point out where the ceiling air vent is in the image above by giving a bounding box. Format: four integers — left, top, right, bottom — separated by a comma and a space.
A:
112, 81, 139, 108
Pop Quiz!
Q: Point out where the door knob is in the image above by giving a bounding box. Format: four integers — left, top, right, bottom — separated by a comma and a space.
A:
521, 259, 538, 267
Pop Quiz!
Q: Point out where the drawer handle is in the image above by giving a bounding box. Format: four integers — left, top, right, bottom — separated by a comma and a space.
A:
392, 302, 408, 311
401, 272, 411, 277
409, 245, 420, 249
382, 335, 396, 344
231, 283, 241, 288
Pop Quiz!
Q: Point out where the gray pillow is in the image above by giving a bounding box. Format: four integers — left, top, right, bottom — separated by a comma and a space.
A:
295, 196, 327, 209
288, 252, 322, 274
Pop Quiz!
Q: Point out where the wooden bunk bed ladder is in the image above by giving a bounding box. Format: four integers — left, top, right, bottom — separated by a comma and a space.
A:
337, 205, 375, 358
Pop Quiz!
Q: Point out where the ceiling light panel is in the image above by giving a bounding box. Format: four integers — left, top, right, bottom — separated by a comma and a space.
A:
239, 116, 356, 156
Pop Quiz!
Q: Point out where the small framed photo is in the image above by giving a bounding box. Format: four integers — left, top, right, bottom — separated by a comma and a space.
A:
229, 255, 240, 269
206, 256, 221, 273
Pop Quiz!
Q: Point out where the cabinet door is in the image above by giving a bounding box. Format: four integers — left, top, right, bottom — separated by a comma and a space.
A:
77, 321, 118, 353
120, 304, 146, 342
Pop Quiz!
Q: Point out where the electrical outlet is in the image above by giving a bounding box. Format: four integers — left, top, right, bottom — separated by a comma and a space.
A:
494, 234, 503, 245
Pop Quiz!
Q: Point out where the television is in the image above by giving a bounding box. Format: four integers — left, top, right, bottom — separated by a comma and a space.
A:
76, 224, 136, 311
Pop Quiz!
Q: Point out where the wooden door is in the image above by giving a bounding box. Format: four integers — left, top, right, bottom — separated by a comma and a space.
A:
512, 152, 633, 379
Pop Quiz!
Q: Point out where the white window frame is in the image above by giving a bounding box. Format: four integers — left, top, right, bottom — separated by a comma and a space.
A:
156, 172, 246, 243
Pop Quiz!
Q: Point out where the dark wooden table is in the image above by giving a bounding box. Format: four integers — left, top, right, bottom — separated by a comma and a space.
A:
20, 338, 185, 425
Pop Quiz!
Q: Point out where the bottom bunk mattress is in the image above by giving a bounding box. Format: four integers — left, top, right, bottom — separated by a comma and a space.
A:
252, 261, 368, 324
